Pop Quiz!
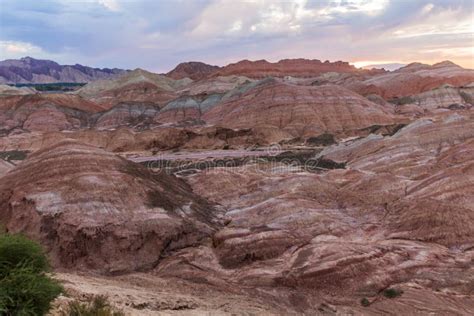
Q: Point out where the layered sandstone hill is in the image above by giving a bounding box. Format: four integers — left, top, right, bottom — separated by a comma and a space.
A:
211, 58, 375, 78
180, 111, 474, 313
0, 84, 36, 96
349, 61, 474, 99
0, 94, 105, 135
156, 76, 255, 125
166, 61, 220, 80
0, 125, 291, 154
75, 68, 192, 107
0, 92, 163, 134
71, 75, 255, 129
317, 112, 474, 245
396, 83, 474, 111
1, 114, 472, 313
177, 75, 253, 96
0, 140, 220, 273
203, 78, 397, 137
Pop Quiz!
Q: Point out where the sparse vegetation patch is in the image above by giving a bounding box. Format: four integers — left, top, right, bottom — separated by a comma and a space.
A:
0, 233, 62, 315
383, 288, 403, 299
62, 295, 124, 316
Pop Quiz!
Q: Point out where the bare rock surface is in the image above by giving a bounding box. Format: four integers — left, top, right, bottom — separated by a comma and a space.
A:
166, 62, 220, 80
203, 79, 397, 137
0, 140, 220, 273
211, 58, 376, 79
349, 61, 474, 99
0, 84, 36, 96
179, 111, 474, 313
398, 83, 473, 110
1, 58, 474, 315
75, 69, 192, 108
0, 94, 105, 135
177, 75, 252, 96
0, 126, 293, 154
0, 159, 14, 177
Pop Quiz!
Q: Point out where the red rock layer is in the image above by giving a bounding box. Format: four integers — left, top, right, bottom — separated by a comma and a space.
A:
0, 140, 219, 273
211, 58, 370, 78
166, 61, 220, 80
348, 61, 474, 99
85, 81, 178, 108
179, 112, 474, 312
0, 94, 104, 133
0, 94, 105, 113
203, 79, 396, 137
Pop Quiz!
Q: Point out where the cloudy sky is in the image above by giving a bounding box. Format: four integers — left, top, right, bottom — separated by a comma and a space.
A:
0, 0, 473, 71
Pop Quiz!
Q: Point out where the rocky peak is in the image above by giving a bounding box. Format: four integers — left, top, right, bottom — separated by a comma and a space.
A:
0, 57, 127, 83
166, 61, 220, 80
432, 60, 461, 68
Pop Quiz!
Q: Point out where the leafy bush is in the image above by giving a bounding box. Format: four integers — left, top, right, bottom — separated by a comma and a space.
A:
63, 295, 124, 316
0, 234, 49, 277
360, 297, 370, 307
0, 233, 62, 315
383, 288, 403, 298
0, 264, 62, 315
0, 150, 28, 162
306, 133, 336, 146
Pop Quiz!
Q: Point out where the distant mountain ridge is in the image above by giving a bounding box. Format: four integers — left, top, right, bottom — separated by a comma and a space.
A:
0, 57, 127, 84
165, 58, 385, 80
361, 63, 406, 71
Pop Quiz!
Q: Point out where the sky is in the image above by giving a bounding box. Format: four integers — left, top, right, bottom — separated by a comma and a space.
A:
0, 0, 473, 72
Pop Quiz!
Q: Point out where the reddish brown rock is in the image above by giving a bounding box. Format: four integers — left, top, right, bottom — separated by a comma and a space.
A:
76, 68, 191, 108
317, 112, 474, 247
211, 58, 374, 79
175, 111, 474, 312
0, 94, 104, 134
203, 79, 397, 137
0, 140, 220, 273
0, 159, 13, 177
0, 84, 36, 95
349, 61, 474, 99
1, 57, 474, 315
166, 61, 220, 80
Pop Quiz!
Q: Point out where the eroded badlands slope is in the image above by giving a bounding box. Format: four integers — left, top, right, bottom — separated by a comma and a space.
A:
0, 141, 220, 273
0, 113, 473, 314
0, 58, 473, 314
348, 61, 474, 99
203, 79, 396, 137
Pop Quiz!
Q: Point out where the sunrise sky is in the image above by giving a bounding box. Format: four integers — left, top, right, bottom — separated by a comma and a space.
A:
0, 0, 473, 71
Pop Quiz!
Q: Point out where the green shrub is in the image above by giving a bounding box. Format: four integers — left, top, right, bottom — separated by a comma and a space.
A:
360, 297, 370, 307
306, 133, 336, 146
0, 150, 28, 162
0, 233, 62, 315
64, 295, 124, 316
383, 288, 403, 298
0, 264, 62, 315
0, 234, 49, 277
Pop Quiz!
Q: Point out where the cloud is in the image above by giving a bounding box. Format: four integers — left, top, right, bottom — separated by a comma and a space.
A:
0, 0, 472, 70
97, 0, 121, 12
0, 40, 45, 59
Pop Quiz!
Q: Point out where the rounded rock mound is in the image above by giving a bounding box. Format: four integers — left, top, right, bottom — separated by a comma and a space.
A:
203, 80, 396, 137
0, 140, 219, 273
